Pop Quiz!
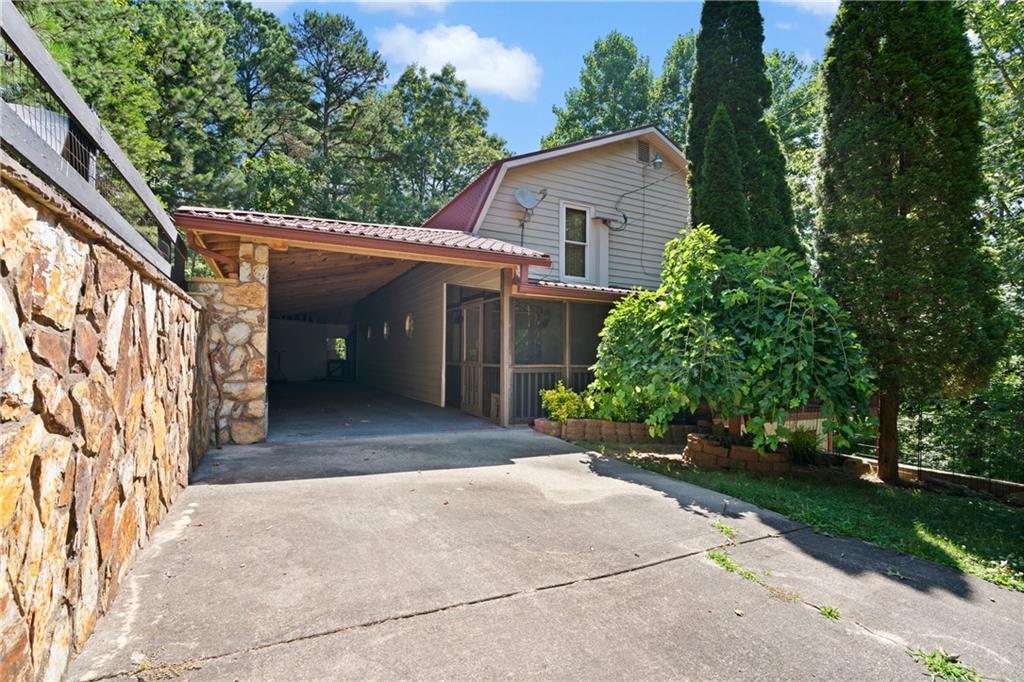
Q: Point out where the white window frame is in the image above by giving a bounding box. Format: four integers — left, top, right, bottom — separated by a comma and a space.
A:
560, 201, 592, 283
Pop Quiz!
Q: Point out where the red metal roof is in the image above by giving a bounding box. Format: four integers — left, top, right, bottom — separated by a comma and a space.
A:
422, 124, 684, 232
174, 206, 550, 266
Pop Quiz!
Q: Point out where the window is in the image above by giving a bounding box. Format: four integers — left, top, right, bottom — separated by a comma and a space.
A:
513, 300, 564, 365
382, 321, 390, 339
405, 313, 414, 337
562, 205, 589, 280
327, 337, 347, 360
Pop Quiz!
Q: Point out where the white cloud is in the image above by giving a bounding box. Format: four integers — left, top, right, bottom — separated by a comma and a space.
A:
775, 20, 794, 31
376, 24, 542, 101
772, 0, 839, 18
356, 0, 448, 16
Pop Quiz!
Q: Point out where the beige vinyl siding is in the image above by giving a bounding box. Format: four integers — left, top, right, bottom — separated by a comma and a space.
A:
477, 138, 689, 289
355, 262, 500, 405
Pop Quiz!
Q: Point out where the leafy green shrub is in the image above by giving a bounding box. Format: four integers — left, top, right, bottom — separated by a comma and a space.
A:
590, 226, 875, 450
539, 381, 589, 423
787, 426, 821, 465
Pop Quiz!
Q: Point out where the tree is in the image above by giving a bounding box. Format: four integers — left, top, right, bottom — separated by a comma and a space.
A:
135, 0, 247, 208
291, 10, 388, 217
961, 0, 1023, 323
589, 226, 874, 448
687, 1, 799, 252
542, 32, 654, 148
652, 32, 697, 146
16, 0, 165, 178
368, 65, 508, 225
764, 50, 822, 247
816, 2, 1008, 483
223, 0, 310, 160
691, 104, 751, 248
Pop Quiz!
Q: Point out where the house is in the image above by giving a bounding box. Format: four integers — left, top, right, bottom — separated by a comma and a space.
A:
177, 125, 689, 443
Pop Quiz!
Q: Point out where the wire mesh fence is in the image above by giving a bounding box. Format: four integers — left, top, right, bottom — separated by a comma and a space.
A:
785, 402, 1023, 486
0, 15, 181, 278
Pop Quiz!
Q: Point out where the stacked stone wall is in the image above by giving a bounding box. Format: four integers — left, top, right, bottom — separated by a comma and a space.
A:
190, 241, 268, 445
0, 161, 207, 679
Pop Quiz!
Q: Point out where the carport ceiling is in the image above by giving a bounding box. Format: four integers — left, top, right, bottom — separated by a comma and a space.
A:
269, 248, 416, 323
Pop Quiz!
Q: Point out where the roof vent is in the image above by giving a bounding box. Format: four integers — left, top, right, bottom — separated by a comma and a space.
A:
637, 140, 650, 163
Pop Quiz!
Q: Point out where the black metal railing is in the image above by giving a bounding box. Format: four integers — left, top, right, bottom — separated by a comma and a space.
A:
0, 0, 184, 283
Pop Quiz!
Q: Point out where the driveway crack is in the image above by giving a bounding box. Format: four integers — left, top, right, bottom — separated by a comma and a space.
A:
80, 526, 807, 681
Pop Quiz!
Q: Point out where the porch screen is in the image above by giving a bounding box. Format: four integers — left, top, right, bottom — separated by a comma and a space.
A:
569, 303, 611, 365
513, 300, 564, 365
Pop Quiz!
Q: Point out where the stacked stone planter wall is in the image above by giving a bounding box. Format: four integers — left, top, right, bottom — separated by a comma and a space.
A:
0, 161, 208, 680
189, 241, 268, 446
533, 418, 693, 445
682, 434, 791, 474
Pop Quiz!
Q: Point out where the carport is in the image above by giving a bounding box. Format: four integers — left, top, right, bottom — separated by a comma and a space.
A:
175, 206, 550, 445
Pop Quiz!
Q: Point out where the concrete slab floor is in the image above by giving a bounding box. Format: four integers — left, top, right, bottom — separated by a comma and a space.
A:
68, 395, 1024, 680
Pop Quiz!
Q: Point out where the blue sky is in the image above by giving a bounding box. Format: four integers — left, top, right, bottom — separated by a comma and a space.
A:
257, 1, 839, 154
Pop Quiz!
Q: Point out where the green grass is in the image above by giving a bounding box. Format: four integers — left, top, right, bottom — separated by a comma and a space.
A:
617, 454, 1024, 591
818, 604, 841, 621
906, 648, 982, 681
706, 549, 761, 583
712, 519, 738, 543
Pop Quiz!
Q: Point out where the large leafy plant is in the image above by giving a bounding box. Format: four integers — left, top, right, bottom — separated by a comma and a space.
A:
589, 226, 874, 450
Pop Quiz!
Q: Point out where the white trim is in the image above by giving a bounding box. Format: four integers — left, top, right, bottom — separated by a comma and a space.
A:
470, 126, 685, 234
559, 201, 593, 283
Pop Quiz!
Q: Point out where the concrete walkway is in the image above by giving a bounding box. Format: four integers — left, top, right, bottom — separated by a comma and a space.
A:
69, 387, 1023, 680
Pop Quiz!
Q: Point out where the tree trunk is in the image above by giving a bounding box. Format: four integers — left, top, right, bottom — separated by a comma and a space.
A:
728, 415, 743, 439
877, 388, 900, 484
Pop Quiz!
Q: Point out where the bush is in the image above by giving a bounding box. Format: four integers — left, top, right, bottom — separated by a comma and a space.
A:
786, 426, 820, 465
539, 382, 589, 423
590, 225, 875, 450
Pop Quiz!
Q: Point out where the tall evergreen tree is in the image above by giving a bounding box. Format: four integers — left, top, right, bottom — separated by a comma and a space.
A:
223, 0, 310, 160
817, 1, 1008, 483
687, 1, 799, 252
136, 0, 247, 208
291, 10, 388, 217
542, 32, 654, 148
692, 104, 751, 249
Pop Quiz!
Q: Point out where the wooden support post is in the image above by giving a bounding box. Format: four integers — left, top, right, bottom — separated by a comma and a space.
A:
500, 268, 513, 427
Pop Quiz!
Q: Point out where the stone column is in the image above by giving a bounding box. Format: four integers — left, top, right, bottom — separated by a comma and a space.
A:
193, 241, 268, 444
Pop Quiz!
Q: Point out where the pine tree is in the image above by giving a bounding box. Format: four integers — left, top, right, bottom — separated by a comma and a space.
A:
686, 1, 799, 252
817, 2, 1008, 483
692, 104, 751, 249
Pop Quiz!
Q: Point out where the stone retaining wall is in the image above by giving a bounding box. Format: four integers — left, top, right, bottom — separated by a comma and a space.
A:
535, 419, 790, 474
189, 241, 268, 446
835, 453, 1024, 500
533, 418, 694, 444
681, 434, 791, 474
1, 161, 208, 680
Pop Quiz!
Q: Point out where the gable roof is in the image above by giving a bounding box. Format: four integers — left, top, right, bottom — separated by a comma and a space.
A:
174, 206, 550, 268
422, 125, 686, 232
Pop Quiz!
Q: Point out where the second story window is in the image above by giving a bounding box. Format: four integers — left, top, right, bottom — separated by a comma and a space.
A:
562, 205, 589, 280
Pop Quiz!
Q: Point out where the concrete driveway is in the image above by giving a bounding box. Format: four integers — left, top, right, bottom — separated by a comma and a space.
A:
69, 387, 1023, 680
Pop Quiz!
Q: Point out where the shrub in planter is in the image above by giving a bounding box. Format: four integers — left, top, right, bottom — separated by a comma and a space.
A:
786, 426, 820, 465
539, 381, 589, 423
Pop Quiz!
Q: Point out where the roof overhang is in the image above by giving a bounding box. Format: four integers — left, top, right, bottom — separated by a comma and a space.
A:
513, 266, 630, 303
175, 210, 552, 272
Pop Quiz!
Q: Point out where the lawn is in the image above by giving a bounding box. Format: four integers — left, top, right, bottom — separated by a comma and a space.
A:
605, 449, 1024, 592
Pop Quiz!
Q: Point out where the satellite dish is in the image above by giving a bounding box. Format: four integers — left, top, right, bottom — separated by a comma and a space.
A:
514, 187, 541, 210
